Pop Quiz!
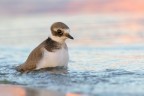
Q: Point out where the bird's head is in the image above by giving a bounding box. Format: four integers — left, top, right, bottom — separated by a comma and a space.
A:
50, 22, 74, 43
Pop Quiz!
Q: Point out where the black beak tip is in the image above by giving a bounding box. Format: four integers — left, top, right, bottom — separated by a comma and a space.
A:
71, 36, 74, 40
67, 34, 74, 40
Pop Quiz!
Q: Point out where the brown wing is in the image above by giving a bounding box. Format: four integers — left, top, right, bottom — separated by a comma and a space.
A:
16, 42, 45, 72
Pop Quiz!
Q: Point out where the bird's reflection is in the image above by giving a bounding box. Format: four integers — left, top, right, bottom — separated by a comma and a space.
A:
0, 84, 84, 96
26, 87, 65, 96
0, 84, 64, 96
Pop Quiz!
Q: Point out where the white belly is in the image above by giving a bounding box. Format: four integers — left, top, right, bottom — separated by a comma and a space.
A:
36, 48, 69, 69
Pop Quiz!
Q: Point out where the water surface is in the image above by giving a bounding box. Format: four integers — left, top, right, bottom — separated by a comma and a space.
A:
0, 14, 144, 96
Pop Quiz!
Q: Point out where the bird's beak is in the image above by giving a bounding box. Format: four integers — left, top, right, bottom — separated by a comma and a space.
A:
66, 34, 74, 39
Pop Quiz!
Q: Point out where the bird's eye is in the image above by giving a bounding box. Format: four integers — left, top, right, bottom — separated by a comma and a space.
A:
57, 29, 63, 35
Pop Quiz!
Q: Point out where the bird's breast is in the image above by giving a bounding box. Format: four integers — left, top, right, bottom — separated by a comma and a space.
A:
36, 47, 69, 69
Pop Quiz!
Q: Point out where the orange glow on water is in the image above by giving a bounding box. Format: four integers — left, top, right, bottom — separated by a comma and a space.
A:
0, 85, 26, 96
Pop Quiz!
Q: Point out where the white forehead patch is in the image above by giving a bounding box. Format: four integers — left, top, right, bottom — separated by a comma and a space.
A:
53, 28, 70, 33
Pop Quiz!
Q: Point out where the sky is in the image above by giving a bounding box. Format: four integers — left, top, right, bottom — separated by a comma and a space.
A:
0, 0, 144, 15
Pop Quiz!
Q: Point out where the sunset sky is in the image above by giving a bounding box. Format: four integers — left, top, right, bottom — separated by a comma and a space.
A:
0, 0, 144, 15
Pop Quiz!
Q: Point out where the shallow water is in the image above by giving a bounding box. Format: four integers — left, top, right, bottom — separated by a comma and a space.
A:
0, 14, 144, 96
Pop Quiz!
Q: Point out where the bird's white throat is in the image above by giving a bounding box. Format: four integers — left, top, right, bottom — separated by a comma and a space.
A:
50, 35, 67, 44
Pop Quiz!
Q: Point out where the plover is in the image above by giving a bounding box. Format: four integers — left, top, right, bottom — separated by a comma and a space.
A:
16, 22, 74, 72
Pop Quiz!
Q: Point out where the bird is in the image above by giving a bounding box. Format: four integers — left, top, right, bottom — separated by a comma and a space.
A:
16, 22, 74, 72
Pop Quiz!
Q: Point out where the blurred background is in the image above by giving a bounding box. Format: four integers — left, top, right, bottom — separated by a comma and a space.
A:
0, 0, 144, 96
0, 0, 144, 47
